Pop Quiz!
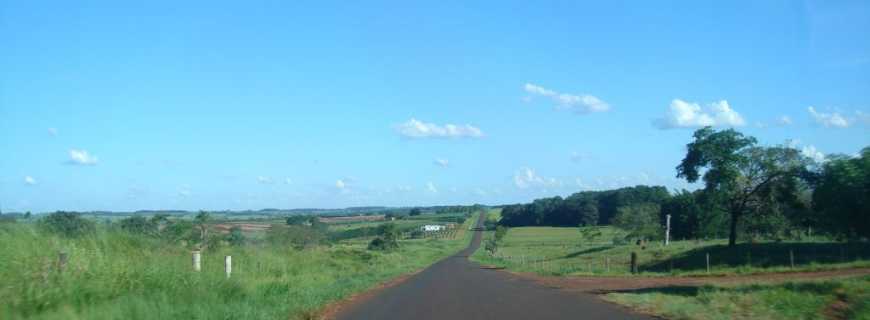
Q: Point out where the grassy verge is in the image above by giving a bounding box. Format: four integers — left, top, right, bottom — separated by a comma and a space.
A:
605, 276, 870, 320
470, 225, 870, 276
0, 213, 477, 319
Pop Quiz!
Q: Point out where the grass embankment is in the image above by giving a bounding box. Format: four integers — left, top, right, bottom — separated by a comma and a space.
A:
0, 213, 477, 320
606, 276, 870, 320
471, 225, 870, 276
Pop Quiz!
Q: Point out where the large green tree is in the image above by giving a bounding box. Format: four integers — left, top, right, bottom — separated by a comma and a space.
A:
812, 147, 870, 239
677, 127, 810, 246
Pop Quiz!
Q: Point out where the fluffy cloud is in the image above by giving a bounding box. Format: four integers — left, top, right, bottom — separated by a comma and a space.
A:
335, 179, 346, 189
67, 149, 98, 165
801, 145, 827, 163
178, 185, 191, 197
24, 176, 37, 185
48, 128, 58, 136
523, 83, 610, 113
513, 167, 561, 189
396, 118, 484, 139
807, 107, 849, 128
570, 152, 590, 163
654, 99, 746, 129
778, 115, 793, 126
257, 176, 274, 184
433, 158, 449, 167
426, 182, 438, 193
284, 178, 293, 185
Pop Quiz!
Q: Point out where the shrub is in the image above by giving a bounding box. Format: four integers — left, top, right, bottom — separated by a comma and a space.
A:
226, 226, 245, 246
39, 211, 95, 237
119, 216, 157, 235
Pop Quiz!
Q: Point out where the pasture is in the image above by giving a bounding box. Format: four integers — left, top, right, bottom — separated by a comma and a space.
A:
472, 225, 870, 276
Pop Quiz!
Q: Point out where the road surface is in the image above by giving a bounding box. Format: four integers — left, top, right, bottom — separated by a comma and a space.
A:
334, 213, 652, 320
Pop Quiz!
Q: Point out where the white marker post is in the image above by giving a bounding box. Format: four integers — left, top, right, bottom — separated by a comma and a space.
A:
665, 214, 671, 246
225, 256, 232, 278
192, 250, 202, 272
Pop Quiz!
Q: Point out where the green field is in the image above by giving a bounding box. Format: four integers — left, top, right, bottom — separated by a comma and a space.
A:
472, 225, 870, 276
0, 213, 477, 319
606, 276, 870, 320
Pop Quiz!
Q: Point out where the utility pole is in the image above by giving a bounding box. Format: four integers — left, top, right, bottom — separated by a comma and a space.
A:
665, 214, 671, 246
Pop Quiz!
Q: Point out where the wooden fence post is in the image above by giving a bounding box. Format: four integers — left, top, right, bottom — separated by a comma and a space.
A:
192, 250, 202, 272
57, 251, 68, 272
225, 256, 232, 278
605, 257, 610, 273
790, 250, 795, 268
630, 252, 638, 274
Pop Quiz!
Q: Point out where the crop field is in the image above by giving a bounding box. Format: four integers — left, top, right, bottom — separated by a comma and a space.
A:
0, 213, 477, 319
472, 226, 870, 277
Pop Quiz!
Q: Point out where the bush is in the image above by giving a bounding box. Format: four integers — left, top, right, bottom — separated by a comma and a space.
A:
267, 225, 327, 249
226, 226, 245, 246
368, 223, 400, 251
494, 226, 508, 242
39, 211, 95, 237
119, 216, 157, 235
613, 203, 662, 241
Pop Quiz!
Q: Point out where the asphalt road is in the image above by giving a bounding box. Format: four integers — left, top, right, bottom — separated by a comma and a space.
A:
335, 213, 653, 320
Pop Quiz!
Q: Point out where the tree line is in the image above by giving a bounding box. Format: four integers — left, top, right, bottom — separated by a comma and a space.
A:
498, 127, 869, 246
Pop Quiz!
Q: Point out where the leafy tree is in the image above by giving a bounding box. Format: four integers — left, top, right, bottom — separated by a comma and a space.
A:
119, 216, 157, 235
812, 148, 870, 239
24, 211, 31, 220
494, 225, 508, 242
409, 208, 422, 216
677, 127, 810, 246
194, 210, 211, 247
285, 215, 310, 225
612, 203, 662, 241
226, 226, 245, 246
368, 223, 400, 251
40, 211, 95, 237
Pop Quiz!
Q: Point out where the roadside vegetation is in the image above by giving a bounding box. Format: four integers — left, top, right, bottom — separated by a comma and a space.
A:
0, 209, 478, 319
606, 276, 870, 320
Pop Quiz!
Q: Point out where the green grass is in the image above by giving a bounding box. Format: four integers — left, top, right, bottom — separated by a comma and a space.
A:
471, 225, 870, 276
605, 276, 870, 320
0, 213, 477, 319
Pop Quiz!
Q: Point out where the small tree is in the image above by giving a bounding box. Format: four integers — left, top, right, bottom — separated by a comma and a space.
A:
119, 216, 157, 235
409, 208, 422, 216
194, 211, 211, 248
40, 211, 95, 237
612, 203, 662, 241
226, 226, 245, 246
368, 223, 400, 251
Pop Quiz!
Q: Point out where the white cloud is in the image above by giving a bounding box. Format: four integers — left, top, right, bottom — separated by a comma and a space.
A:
284, 178, 293, 185
754, 121, 768, 128
654, 99, 746, 129
48, 128, 58, 136
396, 118, 484, 139
335, 179, 346, 189
396, 118, 483, 138
426, 181, 438, 193
778, 115, 793, 126
24, 176, 37, 185
808, 106, 849, 128
570, 152, 590, 163
513, 167, 561, 189
523, 83, 610, 113
178, 185, 191, 197
257, 176, 274, 184
67, 149, 98, 165
433, 158, 450, 167
801, 145, 827, 163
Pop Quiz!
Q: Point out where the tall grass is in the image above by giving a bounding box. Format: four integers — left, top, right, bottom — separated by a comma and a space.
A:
0, 214, 476, 319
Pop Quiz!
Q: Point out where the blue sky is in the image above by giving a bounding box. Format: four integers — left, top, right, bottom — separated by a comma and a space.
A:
2, 1, 868, 212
